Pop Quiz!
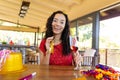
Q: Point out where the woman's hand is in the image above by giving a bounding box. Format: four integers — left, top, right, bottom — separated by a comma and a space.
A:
73, 51, 82, 64
45, 36, 54, 50
73, 51, 83, 70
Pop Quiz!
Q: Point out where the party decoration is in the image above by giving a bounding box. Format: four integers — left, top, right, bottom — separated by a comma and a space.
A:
0, 49, 12, 71
49, 41, 54, 54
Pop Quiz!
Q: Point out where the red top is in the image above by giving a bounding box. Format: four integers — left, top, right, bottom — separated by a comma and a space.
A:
39, 39, 73, 66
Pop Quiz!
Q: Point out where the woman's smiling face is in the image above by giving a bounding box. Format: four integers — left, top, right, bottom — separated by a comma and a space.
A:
52, 13, 66, 35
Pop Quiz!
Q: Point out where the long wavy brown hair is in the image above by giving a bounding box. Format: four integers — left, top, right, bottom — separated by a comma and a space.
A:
44, 11, 71, 55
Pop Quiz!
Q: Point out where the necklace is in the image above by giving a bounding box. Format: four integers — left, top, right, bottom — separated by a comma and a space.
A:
53, 40, 61, 45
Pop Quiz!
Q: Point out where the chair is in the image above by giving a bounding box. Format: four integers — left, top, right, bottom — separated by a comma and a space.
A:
26, 48, 40, 64
81, 49, 96, 66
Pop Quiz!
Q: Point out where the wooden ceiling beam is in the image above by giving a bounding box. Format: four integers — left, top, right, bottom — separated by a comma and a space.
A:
25, 15, 47, 22
30, 3, 51, 14
0, 1, 20, 10
0, 12, 18, 20
28, 10, 49, 18
72, 0, 83, 4
0, 8, 18, 17
0, 26, 38, 32
32, 0, 70, 11
30, 3, 55, 13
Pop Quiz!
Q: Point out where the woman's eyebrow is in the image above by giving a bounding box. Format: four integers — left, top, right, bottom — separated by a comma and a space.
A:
53, 18, 57, 20
60, 19, 65, 21
53, 18, 65, 22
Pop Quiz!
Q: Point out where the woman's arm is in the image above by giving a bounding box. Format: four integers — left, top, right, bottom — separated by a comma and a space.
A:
40, 49, 50, 65
39, 36, 54, 65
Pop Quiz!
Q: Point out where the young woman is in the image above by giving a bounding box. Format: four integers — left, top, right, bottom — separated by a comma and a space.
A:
39, 11, 81, 66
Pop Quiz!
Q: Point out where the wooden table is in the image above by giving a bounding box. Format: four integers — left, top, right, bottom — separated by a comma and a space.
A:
0, 64, 95, 80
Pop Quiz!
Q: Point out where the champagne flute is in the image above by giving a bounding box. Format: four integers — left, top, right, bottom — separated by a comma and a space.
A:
70, 36, 81, 70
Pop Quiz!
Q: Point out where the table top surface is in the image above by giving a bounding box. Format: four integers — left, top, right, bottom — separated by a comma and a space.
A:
0, 64, 95, 80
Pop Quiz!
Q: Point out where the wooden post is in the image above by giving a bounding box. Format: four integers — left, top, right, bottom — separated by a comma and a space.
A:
105, 49, 107, 65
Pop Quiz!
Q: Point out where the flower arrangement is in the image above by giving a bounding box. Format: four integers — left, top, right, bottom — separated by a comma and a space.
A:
0, 49, 13, 71
81, 64, 120, 80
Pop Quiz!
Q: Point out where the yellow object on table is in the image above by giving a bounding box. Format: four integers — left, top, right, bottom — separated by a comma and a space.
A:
0, 52, 26, 74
